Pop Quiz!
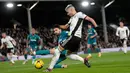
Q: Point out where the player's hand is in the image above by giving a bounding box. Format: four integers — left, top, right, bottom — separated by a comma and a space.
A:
94, 25, 98, 28
94, 25, 98, 30
90, 36, 95, 38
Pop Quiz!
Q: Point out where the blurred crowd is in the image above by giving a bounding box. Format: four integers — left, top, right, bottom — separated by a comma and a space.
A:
0, 26, 130, 55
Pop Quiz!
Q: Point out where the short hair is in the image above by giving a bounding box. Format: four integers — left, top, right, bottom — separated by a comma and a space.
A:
53, 24, 60, 29
119, 17, 125, 23
2, 32, 6, 34
65, 4, 75, 12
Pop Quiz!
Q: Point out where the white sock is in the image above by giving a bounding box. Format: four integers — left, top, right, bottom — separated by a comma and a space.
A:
68, 54, 84, 63
123, 44, 127, 53
123, 40, 127, 53
12, 55, 18, 58
11, 59, 15, 64
48, 49, 60, 69
7, 54, 11, 60
24, 59, 28, 61
0, 53, 2, 56
7, 54, 15, 64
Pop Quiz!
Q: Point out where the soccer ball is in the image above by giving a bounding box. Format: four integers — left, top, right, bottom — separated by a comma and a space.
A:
34, 59, 44, 69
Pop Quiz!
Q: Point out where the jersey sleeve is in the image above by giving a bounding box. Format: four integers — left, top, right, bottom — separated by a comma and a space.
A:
8, 36, 14, 41
77, 12, 87, 19
92, 29, 97, 35
37, 35, 41, 40
126, 27, 130, 36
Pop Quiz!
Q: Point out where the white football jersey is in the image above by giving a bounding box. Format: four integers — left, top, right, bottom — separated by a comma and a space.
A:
1, 36, 15, 48
67, 12, 87, 38
116, 26, 130, 39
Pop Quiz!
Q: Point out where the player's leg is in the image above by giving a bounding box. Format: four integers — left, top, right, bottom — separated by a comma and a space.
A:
7, 48, 15, 64
68, 53, 84, 63
32, 51, 36, 64
86, 39, 92, 59
123, 39, 127, 54
93, 39, 101, 57
63, 36, 90, 68
94, 45, 101, 57
23, 48, 29, 64
31, 46, 39, 64
54, 51, 67, 68
86, 44, 92, 59
45, 48, 61, 72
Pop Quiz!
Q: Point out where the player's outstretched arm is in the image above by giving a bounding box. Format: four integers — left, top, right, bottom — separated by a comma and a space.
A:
9, 36, 16, 46
0, 44, 4, 49
0, 40, 4, 49
59, 24, 69, 30
85, 16, 97, 27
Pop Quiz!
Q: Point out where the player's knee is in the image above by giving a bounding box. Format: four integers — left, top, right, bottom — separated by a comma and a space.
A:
50, 48, 55, 54
24, 51, 28, 54
87, 45, 90, 48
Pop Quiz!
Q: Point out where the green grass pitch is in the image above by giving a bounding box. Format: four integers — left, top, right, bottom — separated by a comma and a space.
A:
0, 51, 130, 73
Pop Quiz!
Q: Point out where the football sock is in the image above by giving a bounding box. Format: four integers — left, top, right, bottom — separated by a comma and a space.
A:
24, 54, 28, 60
68, 54, 84, 63
54, 64, 62, 68
56, 55, 66, 64
32, 55, 36, 60
48, 49, 60, 69
7, 54, 11, 60
95, 48, 101, 53
87, 48, 91, 54
123, 44, 127, 53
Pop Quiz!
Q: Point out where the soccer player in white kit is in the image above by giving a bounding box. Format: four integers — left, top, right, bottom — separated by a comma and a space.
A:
0, 33, 16, 64
44, 4, 97, 72
116, 21, 130, 54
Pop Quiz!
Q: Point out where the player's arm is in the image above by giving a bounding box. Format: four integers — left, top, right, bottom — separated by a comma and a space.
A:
59, 18, 71, 29
77, 12, 97, 27
0, 44, 4, 49
85, 33, 88, 40
8, 36, 16, 46
126, 27, 130, 37
91, 29, 97, 38
116, 28, 119, 37
0, 39, 4, 49
59, 25, 69, 30
85, 16, 97, 27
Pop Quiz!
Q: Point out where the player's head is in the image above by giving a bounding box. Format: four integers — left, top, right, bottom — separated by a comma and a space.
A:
119, 21, 124, 27
119, 18, 125, 27
88, 23, 92, 29
31, 28, 36, 35
65, 4, 76, 17
53, 25, 61, 35
1, 32, 6, 38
